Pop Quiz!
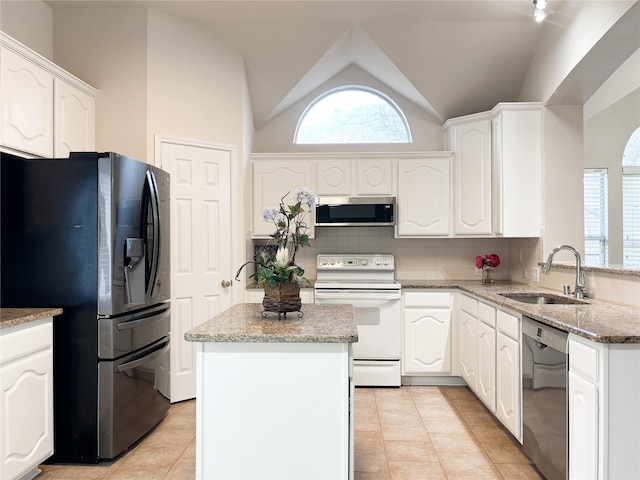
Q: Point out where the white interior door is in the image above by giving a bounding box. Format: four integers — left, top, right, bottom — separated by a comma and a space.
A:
160, 139, 233, 402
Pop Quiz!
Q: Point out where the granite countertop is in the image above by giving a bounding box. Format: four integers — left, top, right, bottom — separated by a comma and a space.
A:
400, 280, 640, 344
0, 307, 63, 330
184, 303, 358, 344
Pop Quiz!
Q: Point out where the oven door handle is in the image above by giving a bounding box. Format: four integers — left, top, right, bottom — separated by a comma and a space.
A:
315, 290, 401, 301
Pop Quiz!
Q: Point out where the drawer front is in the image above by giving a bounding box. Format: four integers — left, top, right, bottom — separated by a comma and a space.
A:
353, 360, 401, 387
404, 291, 451, 308
496, 310, 519, 341
458, 293, 478, 317
0, 318, 53, 365
478, 302, 496, 327
569, 337, 600, 383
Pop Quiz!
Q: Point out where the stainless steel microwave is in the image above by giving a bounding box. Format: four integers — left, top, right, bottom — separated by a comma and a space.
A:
315, 196, 396, 227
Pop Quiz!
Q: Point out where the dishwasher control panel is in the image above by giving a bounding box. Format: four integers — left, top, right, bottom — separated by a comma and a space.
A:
522, 316, 568, 352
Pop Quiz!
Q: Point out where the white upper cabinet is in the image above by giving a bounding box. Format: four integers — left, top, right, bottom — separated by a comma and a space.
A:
491, 103, 541, 237
54, 79, 96, 157
355, 159, 393, 195
316, 160, 352, 196
396, 154, 451, 237
1, 46, 54, 157
251, 156, 315, 238
443, 112, 492, 235
316, 157, 394, 196
1, 33, 96, 158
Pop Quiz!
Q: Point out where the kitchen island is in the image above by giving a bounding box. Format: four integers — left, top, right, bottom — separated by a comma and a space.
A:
185, 303, 358, 480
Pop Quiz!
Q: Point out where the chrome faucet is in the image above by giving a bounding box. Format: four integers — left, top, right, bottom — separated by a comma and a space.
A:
542, 245, 587, 299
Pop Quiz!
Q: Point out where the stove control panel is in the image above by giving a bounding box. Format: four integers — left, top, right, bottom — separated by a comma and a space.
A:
317, 254, 394, 269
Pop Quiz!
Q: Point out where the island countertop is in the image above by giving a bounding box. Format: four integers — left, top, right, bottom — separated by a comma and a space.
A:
184, 303, 358, 344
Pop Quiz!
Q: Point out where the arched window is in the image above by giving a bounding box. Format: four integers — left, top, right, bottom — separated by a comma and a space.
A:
294, 87, 411, 144
622, 127, 640, 267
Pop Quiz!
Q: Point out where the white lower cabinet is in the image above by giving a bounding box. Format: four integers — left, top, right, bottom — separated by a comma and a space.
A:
476, 302, 496, 412
495, 310, 521, 441
568, 333, 640, 479
457, 293, 521, 441
402, 291, 453, 375
457, 294, 478, 390
0, 318, 54, 480
568, 370, 598, 479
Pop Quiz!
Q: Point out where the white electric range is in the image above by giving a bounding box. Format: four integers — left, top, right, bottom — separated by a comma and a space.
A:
314, 254, 401, 387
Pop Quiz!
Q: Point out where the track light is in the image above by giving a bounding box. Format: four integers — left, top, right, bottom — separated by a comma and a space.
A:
533, 0, 547, 22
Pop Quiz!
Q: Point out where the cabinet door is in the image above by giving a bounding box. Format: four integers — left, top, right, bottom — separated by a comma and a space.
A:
0, 320, 54, 480
54, 79, 95, 156
568, 370, 598, 480
356, 159, 393, 195
316, 160, 352, 195
458, 310, 478, 391
0, 47, 54, 157
451, 117, 492, 235
403, 308, 452, 375
396, 158, 450, 236
252, 160, 314, 237
496, 331, 521, 440
492, 105, 541, 237
477, 321, 496, 412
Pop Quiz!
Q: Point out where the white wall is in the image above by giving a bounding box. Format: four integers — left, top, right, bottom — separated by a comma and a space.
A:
146, 8, 246, 160
53, 6, 149, 161
253, 64, 444, 152
0, 0, 53, 60
518, 1, 636, 103
541, 105, 585, 261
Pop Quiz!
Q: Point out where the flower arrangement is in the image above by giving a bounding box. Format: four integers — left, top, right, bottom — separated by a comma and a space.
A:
476, 253, 500, 283
235, 187, 315, 288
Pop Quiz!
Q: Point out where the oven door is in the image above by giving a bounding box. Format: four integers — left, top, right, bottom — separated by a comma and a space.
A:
314, 289, 401, 359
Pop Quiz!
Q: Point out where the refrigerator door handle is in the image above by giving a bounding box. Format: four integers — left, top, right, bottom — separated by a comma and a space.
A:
116, 307, 170, 331
116, 339, 170, 373
145, 170, 161, 299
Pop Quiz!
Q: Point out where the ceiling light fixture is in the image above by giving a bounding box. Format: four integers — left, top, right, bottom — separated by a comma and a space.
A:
533, 0, 547, 22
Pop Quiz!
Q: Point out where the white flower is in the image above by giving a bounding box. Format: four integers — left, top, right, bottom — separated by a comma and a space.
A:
293, 187, 315, 207
262, 206, 278, 222
275, 247, 290, 268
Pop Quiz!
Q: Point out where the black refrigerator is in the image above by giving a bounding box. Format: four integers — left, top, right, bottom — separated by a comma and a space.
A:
1, 151, 171, 463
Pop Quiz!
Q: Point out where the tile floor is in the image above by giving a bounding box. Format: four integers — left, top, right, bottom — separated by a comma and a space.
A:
37, 386, 543, 480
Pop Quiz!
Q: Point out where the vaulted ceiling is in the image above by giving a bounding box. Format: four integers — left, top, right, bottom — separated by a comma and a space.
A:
46, 0, 576, 128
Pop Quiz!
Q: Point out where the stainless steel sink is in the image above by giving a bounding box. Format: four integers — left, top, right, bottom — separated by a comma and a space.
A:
498, 293, 587, 305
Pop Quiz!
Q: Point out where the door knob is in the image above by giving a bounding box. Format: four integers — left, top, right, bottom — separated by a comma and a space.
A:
221, 280, 232, 288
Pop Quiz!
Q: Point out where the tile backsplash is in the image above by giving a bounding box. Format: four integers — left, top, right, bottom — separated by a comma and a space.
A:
251, 229, 639, 308
255, 226, 513, 282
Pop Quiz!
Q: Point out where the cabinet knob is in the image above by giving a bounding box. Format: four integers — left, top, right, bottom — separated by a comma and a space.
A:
221, 280, 232, 288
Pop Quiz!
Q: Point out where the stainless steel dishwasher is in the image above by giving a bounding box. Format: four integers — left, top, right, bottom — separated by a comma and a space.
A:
522, 317, 568, 480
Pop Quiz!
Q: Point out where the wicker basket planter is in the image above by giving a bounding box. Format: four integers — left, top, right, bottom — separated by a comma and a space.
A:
262, 282, 302, 319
